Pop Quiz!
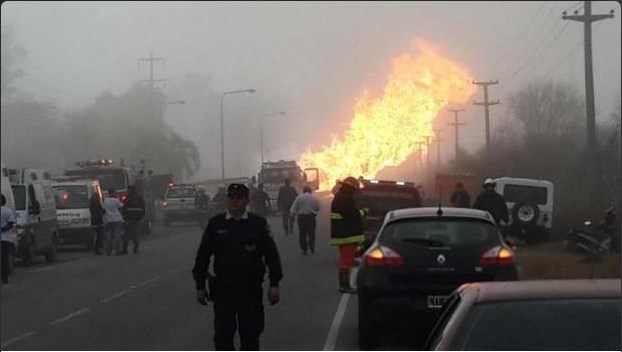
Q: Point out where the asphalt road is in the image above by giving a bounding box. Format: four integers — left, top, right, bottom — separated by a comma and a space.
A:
0, 193, 412, 351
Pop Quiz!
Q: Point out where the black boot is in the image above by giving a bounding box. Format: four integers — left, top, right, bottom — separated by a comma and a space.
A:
338, 270, 356, 294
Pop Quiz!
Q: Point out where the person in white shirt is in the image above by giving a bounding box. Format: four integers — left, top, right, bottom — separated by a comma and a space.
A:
103, 189, 125, 256
1, 194, 17, 283
289, 186, 320, 255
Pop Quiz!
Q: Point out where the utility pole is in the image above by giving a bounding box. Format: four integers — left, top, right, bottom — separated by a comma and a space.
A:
424, 136, 433, 185
415, 141, 425, 181
563, 2, 614, 207
433, 129, 444, 170
447, 109, 465, 163
138, 50, 166, 122
473, 80, 499, 156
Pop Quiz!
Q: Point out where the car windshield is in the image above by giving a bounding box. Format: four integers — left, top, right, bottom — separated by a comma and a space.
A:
11, 185, 26, 211
261, 169, 300, 184
502, 184, 548, 205
166, 188, 196, 198
357, 189, 421, 216
52, 185, 89, 209
456, 299, 621, 351
65, 169, 127, 191
380, 218, 499, 248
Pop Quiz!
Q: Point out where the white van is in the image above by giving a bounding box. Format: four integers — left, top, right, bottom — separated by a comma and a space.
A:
493, 177, 554, 243
1, 161, 16, 211
11, 181, 59, 265
52, 179, 103, 250
8, 168, 53, 184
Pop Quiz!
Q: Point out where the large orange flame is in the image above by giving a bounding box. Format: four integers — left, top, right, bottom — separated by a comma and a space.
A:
299, 41, 476, 190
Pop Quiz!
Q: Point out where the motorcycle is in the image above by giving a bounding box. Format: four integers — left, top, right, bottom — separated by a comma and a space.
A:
564, 217, 620, 261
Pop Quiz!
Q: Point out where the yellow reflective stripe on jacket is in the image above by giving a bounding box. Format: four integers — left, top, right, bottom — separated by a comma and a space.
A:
330, 213, 343, 220
330, 234, 365, 246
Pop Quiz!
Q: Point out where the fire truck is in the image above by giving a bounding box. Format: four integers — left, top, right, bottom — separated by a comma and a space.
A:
258, 160, 319, 202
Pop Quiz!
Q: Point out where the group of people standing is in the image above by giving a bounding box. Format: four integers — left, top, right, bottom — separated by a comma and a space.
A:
89, 186, 146, 256
450, 178, 509, 226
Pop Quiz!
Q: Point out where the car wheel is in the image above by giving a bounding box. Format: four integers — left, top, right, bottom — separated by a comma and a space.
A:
45, 235, 58, 263
512, 202, 540, 225
358, 302, 380, 350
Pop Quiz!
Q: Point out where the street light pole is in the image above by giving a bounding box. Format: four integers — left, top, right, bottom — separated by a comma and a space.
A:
219, 89, 256, 180
259, 111, 286, 164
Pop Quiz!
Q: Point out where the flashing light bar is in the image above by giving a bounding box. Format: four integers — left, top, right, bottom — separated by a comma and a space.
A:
370, 180, 380, 184
396, 181, 405, 186
74, 159, 114, 168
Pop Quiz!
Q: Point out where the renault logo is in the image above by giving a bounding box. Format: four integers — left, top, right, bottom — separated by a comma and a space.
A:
437, 254, 446, 265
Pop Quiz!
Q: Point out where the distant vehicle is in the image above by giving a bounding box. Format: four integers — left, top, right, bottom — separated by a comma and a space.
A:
356, 179, 422, 247
161, 183, 201, 227
52, 179, 103, 250
1, 161, 16, 211
145, 173, 173, 201
493, 177, 554, 243
8, 168, 53, 184
423, 279, 621, 351
258, 160, 319, 202
11, 181, 59, 266
356, 207, 518, 350
64, 159, 133, 202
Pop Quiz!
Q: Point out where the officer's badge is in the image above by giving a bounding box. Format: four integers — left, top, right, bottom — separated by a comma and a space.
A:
244, 243, 257, 252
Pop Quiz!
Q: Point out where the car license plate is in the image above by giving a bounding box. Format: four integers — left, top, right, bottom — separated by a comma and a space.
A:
427, 295, 448, 309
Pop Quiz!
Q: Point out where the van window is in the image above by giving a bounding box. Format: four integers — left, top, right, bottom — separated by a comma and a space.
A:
53, 185, 90, 209
12, 185, 26, 211
502, 185, 548, 205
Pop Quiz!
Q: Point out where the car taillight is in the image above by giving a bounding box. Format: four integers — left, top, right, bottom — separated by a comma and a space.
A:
162, 201, 168, 208
480, 245, 515, 266
364, 245, 404, 266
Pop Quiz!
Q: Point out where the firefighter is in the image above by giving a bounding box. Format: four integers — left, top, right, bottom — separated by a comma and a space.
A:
331, 176, 367, 294
192, 184, 283, 351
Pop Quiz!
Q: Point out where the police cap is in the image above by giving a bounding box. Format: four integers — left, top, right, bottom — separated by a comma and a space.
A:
227, 183, 249, 199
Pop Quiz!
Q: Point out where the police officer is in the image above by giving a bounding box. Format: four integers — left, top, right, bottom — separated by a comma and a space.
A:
192, 183, 283, 351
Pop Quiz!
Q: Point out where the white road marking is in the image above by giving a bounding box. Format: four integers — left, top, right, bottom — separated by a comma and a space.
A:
136, 275, 161, 287
100, 289, 131, 303
49, 307, 90, 326
322, 293, 350, 351
1, 331, 36, 348
26, 258, 84, 273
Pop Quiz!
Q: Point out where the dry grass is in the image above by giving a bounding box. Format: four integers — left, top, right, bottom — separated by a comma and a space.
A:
516, 242, 621, 280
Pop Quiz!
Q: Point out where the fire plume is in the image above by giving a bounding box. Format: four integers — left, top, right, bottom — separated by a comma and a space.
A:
299, 41, 475, 190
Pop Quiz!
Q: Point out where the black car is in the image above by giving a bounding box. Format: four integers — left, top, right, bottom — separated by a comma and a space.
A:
356, 207, 519, 350
424, 279, 621, 351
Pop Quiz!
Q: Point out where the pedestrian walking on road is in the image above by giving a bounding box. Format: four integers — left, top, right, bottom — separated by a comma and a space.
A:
123, 186, 145, 255
89, 191, 104, 255
1, 194, 16, 284
277, 178, 298, 236
331, 177, 367, 294
450, 182, 471, 208
103, 190, 125, 256
249, 183, 271, 218
473, 178, 509, 226
290, 186, 320, 255
192, 183, 283, 351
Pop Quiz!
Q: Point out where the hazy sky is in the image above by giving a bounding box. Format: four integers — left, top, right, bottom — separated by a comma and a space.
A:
2, 1, 620, 179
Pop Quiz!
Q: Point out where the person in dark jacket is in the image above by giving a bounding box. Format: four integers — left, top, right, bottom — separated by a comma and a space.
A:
473, 178, 509, 226
277, 178, 298, 236
122, 186, 145, 254
192, 183, 283, 351
89, 192, 104, 255
450, 182, 471, 208
331, 176, 367, 294
249, 183, 271, 218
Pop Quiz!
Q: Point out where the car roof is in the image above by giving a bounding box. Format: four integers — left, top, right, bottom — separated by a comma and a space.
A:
460, 279, 621, 303
387, 207, 496, 224
493, 177, 553, 187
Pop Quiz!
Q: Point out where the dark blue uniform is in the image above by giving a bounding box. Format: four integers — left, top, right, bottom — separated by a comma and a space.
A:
192, 211, 283, 351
